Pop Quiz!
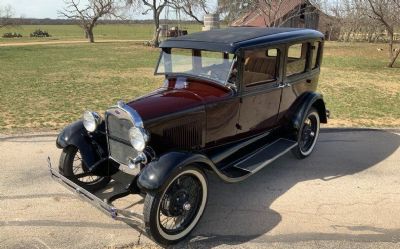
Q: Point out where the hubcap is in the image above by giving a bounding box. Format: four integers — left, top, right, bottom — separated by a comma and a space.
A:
183, 202, 191, 211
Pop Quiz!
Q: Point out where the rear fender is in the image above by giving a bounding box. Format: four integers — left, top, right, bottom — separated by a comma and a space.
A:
287, 92, 328, 132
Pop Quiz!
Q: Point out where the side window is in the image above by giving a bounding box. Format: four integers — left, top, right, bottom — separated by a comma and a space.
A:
243, 47, 279, 87
286, 43, 308, 77
311, 41, 321, 69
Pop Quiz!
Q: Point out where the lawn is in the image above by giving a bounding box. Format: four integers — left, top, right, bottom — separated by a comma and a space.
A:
0, 39, 399, 133
320, 42, 400, 127
0, 24, 203, 43
0, 42, 163, 132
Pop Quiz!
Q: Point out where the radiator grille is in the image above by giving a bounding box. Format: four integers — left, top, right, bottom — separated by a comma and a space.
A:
107, 114, 132, 140
106, 113, 137, 165
163, 121, 202, 149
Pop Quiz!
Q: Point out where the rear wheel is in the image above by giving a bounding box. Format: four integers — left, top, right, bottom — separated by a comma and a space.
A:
143, 166, 208, 245
292, 108, 320, 159
59, 146, 111, 192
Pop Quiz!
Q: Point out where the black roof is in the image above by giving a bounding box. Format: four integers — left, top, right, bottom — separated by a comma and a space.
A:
160, 27, 324, 53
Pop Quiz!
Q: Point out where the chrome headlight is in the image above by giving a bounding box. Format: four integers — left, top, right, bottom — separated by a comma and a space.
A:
129, 126, 149, 152
83, 111, 102, 132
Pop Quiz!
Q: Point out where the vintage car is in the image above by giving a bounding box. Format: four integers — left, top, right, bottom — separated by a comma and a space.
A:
49, 27, 328, 245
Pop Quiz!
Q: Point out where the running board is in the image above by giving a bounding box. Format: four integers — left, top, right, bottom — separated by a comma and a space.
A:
232, 138, 297, 173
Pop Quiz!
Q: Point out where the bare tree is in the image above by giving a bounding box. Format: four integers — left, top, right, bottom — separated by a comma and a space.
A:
0, 3, 14, 28
59, 0, 121, 43
126, 0, 169, 47
126, 0, 210, 47
219, 0, 254, 23
168, 0, 210, 24
362, 0, 400, 67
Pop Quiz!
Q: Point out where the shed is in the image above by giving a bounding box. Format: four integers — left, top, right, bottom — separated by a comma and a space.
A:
231, 0, 340, 40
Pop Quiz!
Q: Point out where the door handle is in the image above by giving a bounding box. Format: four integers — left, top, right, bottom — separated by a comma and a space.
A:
276, 83, 288, 88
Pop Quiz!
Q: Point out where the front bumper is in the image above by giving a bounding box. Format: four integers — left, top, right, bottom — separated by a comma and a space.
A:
47, 157, 144, 229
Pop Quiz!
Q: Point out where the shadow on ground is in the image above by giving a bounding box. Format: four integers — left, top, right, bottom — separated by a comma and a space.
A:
168, 129, 400, 247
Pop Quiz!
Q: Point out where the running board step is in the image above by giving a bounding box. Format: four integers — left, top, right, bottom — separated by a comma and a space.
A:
232, 138, 297, 173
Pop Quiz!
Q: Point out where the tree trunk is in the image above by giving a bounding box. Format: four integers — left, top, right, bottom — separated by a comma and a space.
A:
152, 12, 161, 47
345, 30, 352, 42
387, 31, 397, 68
86, 27, 94, 43
367, 32, 373, 43
388, 49, 400, 67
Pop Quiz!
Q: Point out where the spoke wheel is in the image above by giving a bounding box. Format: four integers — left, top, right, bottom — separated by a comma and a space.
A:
59, 146, 111, 191
144, 167, 208, 245
71, 151, 101, 184
292, 108, 320, 159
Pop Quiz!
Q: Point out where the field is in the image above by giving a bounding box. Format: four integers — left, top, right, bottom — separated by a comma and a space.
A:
0, 25, 399, 133
0, 24, 203, 43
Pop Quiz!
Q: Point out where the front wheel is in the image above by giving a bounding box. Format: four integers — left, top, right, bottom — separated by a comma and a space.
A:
143, 166, 208, 245
59, 146, 111, 192
291, 107, 320, 159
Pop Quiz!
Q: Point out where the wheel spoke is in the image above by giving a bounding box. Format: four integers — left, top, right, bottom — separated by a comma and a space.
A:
70, 150, 101, 184
75, 172, 93, 179
158, 173, 203, 235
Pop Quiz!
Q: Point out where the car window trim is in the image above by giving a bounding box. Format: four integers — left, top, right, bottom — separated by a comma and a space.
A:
283, 38, 322, 82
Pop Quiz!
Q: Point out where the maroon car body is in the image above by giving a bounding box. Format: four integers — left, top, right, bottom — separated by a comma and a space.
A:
51, 27, 328, 245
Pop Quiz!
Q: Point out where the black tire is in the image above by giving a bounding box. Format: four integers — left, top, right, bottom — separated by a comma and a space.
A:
143, 166, 208, 245
291, 107, 320, 159
59, 146, 111, 192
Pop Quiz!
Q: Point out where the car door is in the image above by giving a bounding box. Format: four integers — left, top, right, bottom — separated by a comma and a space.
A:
236, 45, 284, 137
277, 41, 322, 123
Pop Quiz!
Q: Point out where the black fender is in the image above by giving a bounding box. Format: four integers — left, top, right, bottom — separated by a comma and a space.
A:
288, 92, 328, 133
56, 120, 118, 176
137, 152, 214, 192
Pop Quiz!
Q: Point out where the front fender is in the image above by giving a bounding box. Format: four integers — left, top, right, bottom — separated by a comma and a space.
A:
137, 152, 213, 192
56, 121, 116, 175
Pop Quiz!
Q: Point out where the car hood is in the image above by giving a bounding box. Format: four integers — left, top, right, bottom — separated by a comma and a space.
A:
126, 78, 231, 122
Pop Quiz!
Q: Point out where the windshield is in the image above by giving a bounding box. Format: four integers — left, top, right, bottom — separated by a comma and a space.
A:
156, 48, 236, 85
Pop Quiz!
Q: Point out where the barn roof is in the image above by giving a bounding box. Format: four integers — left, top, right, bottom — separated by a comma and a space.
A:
160, 27, 323, 53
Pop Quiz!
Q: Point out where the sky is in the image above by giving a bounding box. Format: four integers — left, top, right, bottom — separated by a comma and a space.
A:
1, 0, 217, 19
1, 0, 66, 19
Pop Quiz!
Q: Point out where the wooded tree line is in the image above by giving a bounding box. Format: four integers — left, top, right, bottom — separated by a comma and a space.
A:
319, 0, 400, 67
0, 2, 13, 28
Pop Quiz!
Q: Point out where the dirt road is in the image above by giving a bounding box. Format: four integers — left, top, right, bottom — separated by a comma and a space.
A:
0, 39, 146, 47
1, 129, 400, 249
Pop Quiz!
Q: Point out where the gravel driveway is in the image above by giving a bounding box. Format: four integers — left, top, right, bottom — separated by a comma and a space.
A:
1, 129, 400, 249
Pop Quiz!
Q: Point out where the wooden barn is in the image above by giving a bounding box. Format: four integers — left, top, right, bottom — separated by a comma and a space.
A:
231, 0, 340, 40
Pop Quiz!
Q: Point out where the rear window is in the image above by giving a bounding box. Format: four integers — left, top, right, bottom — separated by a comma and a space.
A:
286, 43, 308, 77
311, 42, 321, 69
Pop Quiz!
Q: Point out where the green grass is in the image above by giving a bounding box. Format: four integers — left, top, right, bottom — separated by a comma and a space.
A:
0, 42, 162, 132
0, 24, 203, 43
0, 38, 399, 133
319, 42, 400, 127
